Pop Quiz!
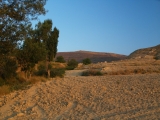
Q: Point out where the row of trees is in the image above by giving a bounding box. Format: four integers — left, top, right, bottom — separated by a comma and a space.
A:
0, 0, 59, 79
56, 56, 91, 65
17, 20, 59, 78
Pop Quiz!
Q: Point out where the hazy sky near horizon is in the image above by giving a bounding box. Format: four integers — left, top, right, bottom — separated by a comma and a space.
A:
32, 0, 160, 55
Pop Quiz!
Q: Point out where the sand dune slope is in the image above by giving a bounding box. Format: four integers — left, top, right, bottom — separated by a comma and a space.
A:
0, 74, 160, 120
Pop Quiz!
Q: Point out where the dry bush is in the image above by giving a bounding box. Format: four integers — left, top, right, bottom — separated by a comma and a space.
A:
82, 69, 103, 76
103, 67, 160, 75
0, 85, 10, 96
28, 76, 47, 84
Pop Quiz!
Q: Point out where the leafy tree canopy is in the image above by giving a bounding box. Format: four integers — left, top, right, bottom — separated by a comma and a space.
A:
35, 19, 59, 61
0, 0, 47, 54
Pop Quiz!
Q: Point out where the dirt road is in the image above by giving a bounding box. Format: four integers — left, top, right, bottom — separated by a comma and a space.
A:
65, 70, 86, 76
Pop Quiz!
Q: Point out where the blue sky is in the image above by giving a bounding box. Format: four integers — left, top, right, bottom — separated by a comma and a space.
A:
32, 0, 160, 55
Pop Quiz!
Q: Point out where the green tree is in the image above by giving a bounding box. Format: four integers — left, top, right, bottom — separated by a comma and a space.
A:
34, 19, 59, 77
35, 20, 59, 60
66, 59, 78, 70
0, 0, 47, 53
46, 27, 59, 62
82, 58, 91, 65
56, 56, 66, 63
0, 0, 47, 79
16, 39, 47, 79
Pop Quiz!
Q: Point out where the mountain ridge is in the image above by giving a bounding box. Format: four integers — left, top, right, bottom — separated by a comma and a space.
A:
56, 50, 127, 63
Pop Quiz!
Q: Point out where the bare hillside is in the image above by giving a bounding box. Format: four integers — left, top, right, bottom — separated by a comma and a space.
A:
128, 44, 160, 59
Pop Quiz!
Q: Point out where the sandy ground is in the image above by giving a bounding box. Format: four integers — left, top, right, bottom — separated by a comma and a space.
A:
0, 73, 160, 120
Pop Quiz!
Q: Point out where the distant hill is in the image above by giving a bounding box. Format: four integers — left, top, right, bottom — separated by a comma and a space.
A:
128, 44, 160, 60
56, 50, 126, 63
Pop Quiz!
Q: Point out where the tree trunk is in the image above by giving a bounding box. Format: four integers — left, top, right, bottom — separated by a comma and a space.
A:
28, 71, 32, 79
45, 55, 49, 78
48, 69, 50, 78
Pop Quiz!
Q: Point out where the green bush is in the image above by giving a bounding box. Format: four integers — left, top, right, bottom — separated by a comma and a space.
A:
56, 56, 66, 63
35, 63, 66, 78
82, 58, 91, 65
50, 68, 65, 78
34, 64, 46, 76
81, 69, 103, 76
66, 59, 78, 70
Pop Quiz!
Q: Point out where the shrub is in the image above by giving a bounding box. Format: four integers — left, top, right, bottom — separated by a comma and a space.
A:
134, 68, 146, 74
35, 64, 46, 76
66, 59, 78, 70
81, 69, 103, 76
154, 52, 160, 60
82, 58, 91, 65
9, 81, 30, 91
56, 56, 66, 63
0, 76, 29, 92
50, 68, 65, 78
35, 62, 66, 78
0, 85, 10, 96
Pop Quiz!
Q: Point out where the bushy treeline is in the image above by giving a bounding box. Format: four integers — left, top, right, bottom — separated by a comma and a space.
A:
0, 1, 60, 81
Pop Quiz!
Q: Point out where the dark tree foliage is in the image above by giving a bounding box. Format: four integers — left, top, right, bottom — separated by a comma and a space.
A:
0, 57, 17, 79
47, 27, 59, 61
34, 19, 59, 61
0, 0, 47, 79
16, 39, 46, 78
0, 0, 47, 49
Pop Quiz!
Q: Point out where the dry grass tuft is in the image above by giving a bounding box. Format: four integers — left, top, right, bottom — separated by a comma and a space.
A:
28, 76, 47, 84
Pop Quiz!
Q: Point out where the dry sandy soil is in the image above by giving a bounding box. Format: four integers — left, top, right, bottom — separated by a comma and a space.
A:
0, 73, 160, 120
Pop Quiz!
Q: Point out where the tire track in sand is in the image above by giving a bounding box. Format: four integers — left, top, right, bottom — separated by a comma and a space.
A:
55, 101, 78, 120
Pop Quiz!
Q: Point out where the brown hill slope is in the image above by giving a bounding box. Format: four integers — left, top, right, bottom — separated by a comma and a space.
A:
56, 51, 126, 63
128, 44, 160, 59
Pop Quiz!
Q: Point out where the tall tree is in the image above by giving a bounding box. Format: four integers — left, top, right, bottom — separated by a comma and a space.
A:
47, 27, 59, 61
34, 19, 59, 77
0, 0, 47, 79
